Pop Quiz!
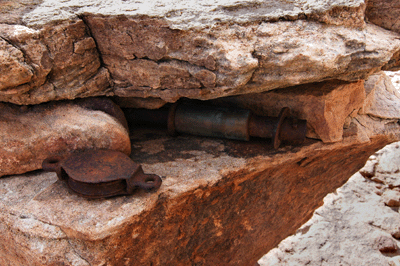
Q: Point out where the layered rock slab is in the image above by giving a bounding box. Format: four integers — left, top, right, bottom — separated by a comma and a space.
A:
0, 20, 111, 104
1, 1, 400, 106
0, 98, 130, 177
18, 0, 368, 29
0, 125, 399, 265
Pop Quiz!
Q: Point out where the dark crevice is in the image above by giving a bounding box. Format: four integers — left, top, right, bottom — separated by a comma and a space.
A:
0, 36, 21, 51
77, 14, 114, 90
0, 35, 36, 69
78, 14, 105, 67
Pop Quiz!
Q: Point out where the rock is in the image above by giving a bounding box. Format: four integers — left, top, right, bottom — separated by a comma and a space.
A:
361, 72, 400, 120
0, 98, 130, 177
18, 0, 368, 29
258, 140, 400, 266
366, 0, 400, 71
0, 1, 400, 105
359, 141, 400, 188
386, 70, 400, 89
366, 0, 400, 34
114, 96, 168, 109
0, 37, 33, 90
211, 79, 365, 143
0, 129, 398, 266
374, 235, 399, 253
382, 190, 400, 207
376, 144, 400, 174
81, 17, 400, 106
383, 50, 400, 71
0, 21, 111, 105
257, 174, 399, 265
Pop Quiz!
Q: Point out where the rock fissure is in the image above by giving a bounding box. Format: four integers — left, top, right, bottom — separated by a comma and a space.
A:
78, 15, 109, 73
66, 238, 92, 266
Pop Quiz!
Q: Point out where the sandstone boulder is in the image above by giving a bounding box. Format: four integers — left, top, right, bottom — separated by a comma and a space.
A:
0, 98, 130, 177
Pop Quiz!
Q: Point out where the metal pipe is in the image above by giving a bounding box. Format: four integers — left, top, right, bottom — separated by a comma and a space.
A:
173, 104, 251, 141
124, 103, 307, 149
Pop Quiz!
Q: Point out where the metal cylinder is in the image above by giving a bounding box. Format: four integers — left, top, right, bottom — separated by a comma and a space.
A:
279, 117, 308, 145
123, 103, 308, 149
172, 103, 251, 141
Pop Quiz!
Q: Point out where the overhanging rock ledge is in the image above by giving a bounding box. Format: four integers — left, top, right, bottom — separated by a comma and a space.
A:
1, 1, 400, 265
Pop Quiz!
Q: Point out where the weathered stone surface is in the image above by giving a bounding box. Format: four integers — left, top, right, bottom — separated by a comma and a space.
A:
382, 49, 400, 71
386, 70, 400, 88
374, 235, 399, 253
20, 0, 367, 29
366, 0, 400, 71
0, 0, 42, 25
360, 141, 400, 187
0, 98, 130, 177
0, 2, 399, 266
258, 142, 400, 266
1, 1, 400, 105
0, 128, 398, 266
366, 0, 400, 34
211, 79, 365, 143
361, 72, 400, 119
1, 69, 399, 263
85, 17, 400, 105
0, 37, 33, 90
382, 189, 400, 207
0, 21, 111, 104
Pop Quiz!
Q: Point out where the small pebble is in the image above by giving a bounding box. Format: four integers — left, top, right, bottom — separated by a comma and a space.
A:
374, 235, 399, 253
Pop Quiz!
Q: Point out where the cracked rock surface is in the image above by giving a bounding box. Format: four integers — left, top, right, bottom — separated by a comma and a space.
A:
1, 0, 400, 105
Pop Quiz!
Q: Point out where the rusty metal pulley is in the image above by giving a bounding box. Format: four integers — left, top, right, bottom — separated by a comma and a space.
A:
124, 102, 307, 149
42, 149, 162, 198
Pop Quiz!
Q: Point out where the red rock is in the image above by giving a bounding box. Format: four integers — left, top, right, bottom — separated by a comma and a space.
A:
0, 98, 130, 177
212, 80, 365, 143
374, 235, 399, 253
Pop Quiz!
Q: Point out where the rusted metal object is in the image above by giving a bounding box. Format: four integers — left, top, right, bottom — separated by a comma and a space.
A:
125, 102, 307, 149
173, 103, 252, 141
42, 149, 162, 198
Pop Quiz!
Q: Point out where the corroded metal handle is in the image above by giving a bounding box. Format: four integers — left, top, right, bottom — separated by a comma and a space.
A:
42, 156, 66, 180
126, 166, 162, 193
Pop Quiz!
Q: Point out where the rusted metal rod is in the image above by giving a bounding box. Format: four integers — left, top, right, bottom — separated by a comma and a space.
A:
124, 103, 307, 149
